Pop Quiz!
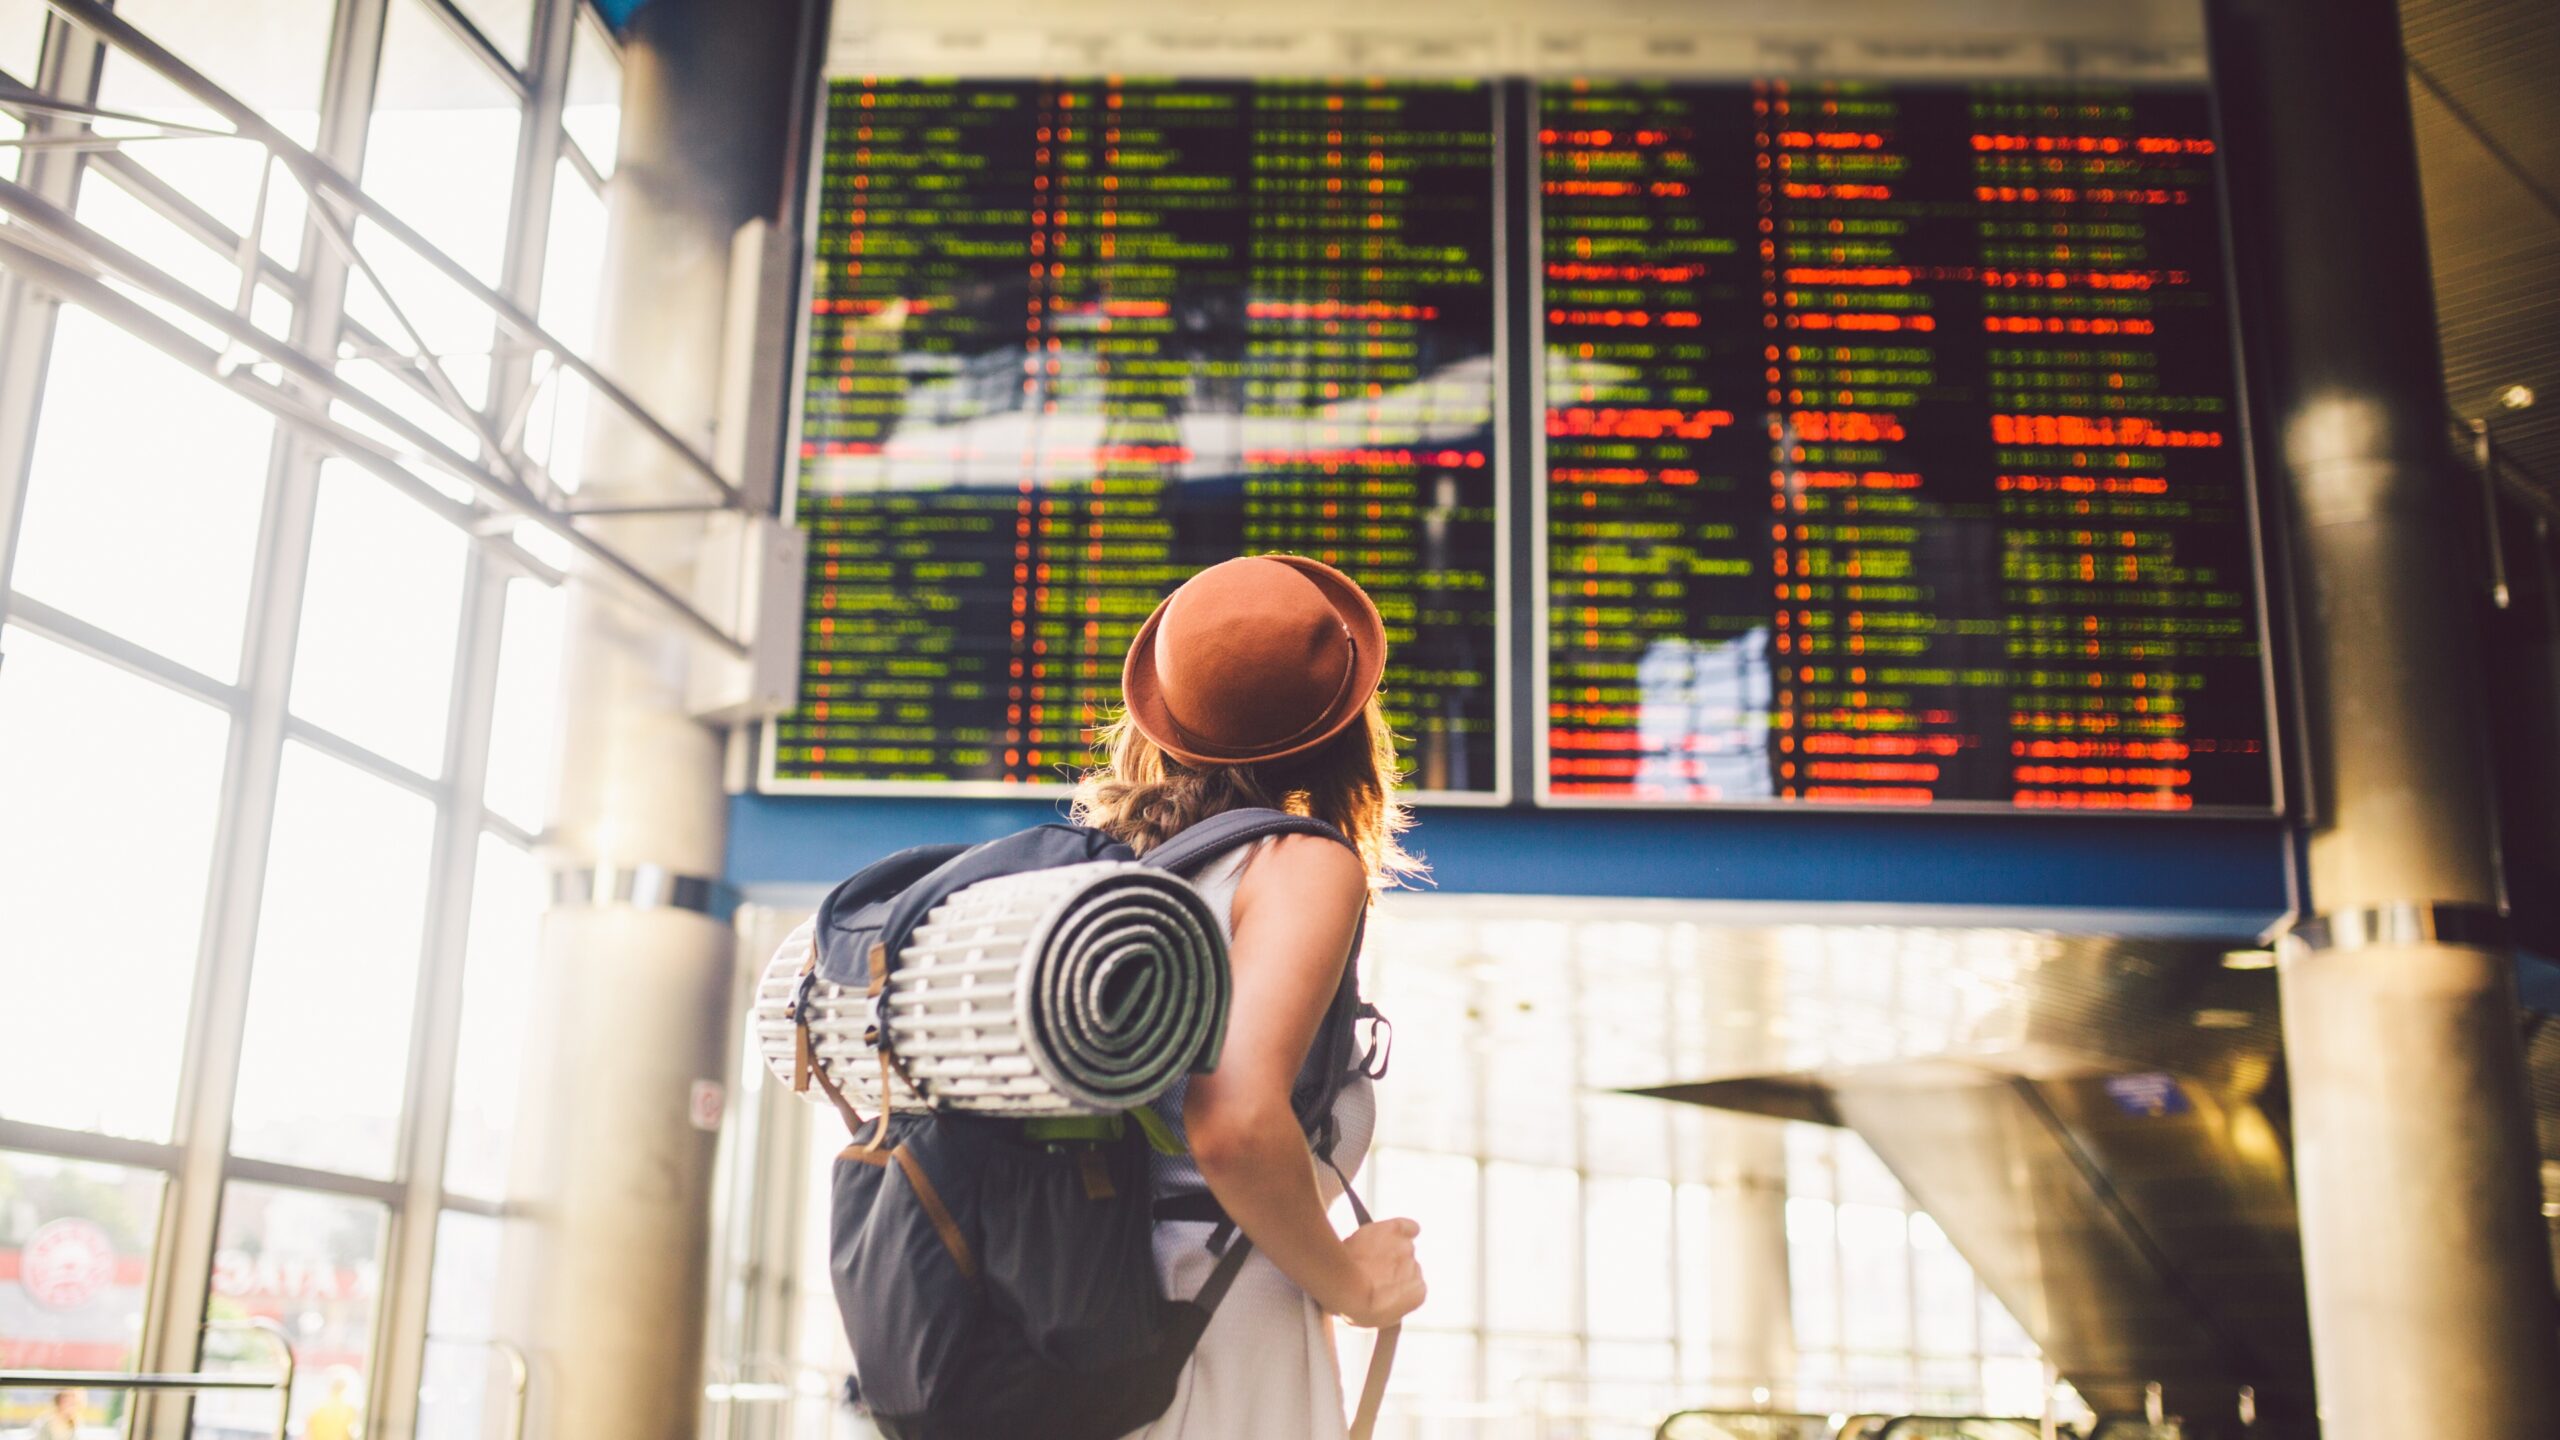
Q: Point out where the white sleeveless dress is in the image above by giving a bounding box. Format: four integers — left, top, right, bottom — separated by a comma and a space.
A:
1124, 839, 1378, 1440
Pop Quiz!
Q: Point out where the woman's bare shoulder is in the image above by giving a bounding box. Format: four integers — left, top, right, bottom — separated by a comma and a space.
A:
1235, 831, 1367, 912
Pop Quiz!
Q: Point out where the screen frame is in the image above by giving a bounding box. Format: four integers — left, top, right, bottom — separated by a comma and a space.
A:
757, 72, 1519, 805
1522, 70, 2290, 819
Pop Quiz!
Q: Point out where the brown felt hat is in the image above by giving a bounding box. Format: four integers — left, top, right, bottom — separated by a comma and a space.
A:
1121, 554, 1387, 767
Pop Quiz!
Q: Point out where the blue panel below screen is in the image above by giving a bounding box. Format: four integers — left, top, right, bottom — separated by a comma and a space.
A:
727, 793, 2290, 927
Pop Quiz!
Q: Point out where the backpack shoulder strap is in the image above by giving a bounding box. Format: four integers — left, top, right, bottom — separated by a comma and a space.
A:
1139, 807, 1352, 876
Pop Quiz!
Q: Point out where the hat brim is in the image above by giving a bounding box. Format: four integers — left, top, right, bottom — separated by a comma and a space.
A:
1121, 554, 1389, 768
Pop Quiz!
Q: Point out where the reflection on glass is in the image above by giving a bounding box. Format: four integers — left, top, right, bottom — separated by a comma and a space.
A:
0, 628, 226, 1140
443, 834, 544, 1201
0, 1149, 164, 1436
291, 464, 469, 776
1633, 630, 1774, 800
561, 14, 621, 176
95, 0, 328, 267
231, 742, 436, 1179
199, 1184, 384, 1440
12, 307, 273, 680
481, 576, 564, 832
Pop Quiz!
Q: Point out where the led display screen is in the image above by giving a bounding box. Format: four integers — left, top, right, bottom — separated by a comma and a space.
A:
768, 71, 2279, 814
770, 76, 1503, 794
1540, 79, 2276, 812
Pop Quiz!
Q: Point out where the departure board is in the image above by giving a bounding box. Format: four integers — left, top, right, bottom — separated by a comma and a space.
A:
771, 76, 1502, 794
1539, 79, 2277, 812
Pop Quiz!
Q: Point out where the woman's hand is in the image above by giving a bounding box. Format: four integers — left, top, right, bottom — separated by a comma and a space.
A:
1325, 1216, 1427, 1328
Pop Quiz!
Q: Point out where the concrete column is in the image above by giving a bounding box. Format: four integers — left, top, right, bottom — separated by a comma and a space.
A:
2216, 0, 2560, 1434
508, 6, 819, 1440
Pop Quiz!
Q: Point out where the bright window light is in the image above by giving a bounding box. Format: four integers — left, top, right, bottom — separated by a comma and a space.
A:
11, 306, 274, 681
0, 625, 228, 1140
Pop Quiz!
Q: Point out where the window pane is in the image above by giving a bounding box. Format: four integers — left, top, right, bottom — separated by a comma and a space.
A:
201, 1184, 386, 1440
0, 626, 227, 1140
95, 0, 329, 267
482, 576, 563, 831
419, 1210, 532, 1440
369, 0, 526, 288
444, 834, 544, 1201
231, 743, 437, 1178
291, 464, 469, 775
1785, 1197, 1838, 1353
72, 166, 295, 348
0, 1151, 164, 1396
449, 0, 534, 69
12, 307, 274, 680
524, 158, 607, 493
562, 15, 621, 176
0, 0, 43, 82
1585, 1177, 1673, 1341
1674, 1183, 1711, 1360
1373, 1148, 1479, 1329
1836, 1203, 1911, 1357
1910, 1212, 1978, 1357
1485, 1162, 1577, 1335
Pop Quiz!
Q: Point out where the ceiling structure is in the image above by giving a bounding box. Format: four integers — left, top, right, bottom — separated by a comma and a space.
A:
2403, 0, 2560, 512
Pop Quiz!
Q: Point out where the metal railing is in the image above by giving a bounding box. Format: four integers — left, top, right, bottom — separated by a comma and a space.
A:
0, 1318, 297, 1440
424, 1336, 531, 1440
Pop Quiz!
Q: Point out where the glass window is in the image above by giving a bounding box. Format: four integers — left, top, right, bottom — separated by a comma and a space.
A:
72, 171, 298, 346
0, 626, 228, 1141
523, 157, 608, 495
1785, 1196, 1838, 1354
367, 0, 525, 288
0, 1151, 164, 1403
481, 575, 563, 831
200, 1184, 386, 1440
1484, 1162, 1577, 1336
1836, 1203, 1912, 1357
1373, 1148, 1479, 1329
448, 0, 536, 70
1910, 1212, 1978, 1356
418, 1210, 532, 1440
290, 463, 469, 775
561, 15, 621, 177
1585, 1339, 1675, 1438
11, 306, 275, 681
1673, 1183, 1711, 1375
443, 834, 545, 1202
1585, 1176, 1673, 1342
94, 0, 330, 268
230, 742, 437, 1179
0, 0, 43, 83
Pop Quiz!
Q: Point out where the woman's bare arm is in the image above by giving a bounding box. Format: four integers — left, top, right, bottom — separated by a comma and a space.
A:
1181, 833, 1425, 1328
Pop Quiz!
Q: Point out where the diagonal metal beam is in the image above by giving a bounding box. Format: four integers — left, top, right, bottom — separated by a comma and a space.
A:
40, 0, 747, 508
0, 207, 747, 656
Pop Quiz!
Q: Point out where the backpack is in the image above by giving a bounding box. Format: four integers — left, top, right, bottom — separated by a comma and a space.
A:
789, 807, 1395, 1440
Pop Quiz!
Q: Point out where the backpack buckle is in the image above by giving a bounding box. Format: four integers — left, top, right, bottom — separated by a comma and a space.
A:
864, 991, 888, 1050
1355, 1002, 1394, 1081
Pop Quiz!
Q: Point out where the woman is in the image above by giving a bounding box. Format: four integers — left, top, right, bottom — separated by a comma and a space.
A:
1072, 553, 1430, 1439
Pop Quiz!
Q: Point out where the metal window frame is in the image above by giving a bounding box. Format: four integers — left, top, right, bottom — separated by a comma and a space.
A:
0, 3, 638, 1440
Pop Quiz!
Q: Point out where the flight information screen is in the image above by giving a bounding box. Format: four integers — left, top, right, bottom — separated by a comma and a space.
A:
771, 76, 1503, 794
1539, 79, 2277, 812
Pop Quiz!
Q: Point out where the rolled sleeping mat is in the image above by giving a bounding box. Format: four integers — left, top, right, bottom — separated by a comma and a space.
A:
755, 861, 1231, 1116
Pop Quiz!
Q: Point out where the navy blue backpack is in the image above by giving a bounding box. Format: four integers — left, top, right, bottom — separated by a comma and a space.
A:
788, 808, 1392, 1440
